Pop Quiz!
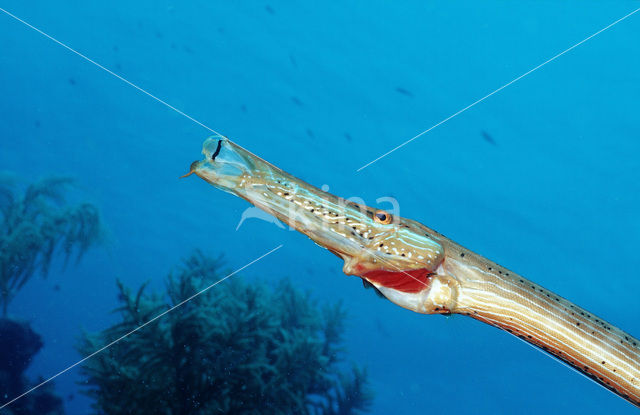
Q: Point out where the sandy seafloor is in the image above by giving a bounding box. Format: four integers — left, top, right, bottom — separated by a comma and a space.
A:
1, 1, 639, 414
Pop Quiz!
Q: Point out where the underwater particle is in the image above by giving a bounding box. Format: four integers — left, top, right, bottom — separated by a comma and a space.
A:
289, 54, 297, 68
395, 87, 414, 97
291, 96, 304, 107
79, 251, 373, 415
240, 104, 247, 113
34, 120, 41, 128
265, 4, 275, 14
68, 78, 76, 86
344, 132, 352, 141
481, 130, 497, 145
306, 128, 315, 139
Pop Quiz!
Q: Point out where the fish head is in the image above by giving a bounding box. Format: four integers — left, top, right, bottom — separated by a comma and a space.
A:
188, 136, 445, 294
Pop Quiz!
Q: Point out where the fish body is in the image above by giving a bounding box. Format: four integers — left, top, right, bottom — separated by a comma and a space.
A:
189, 136, 640, 407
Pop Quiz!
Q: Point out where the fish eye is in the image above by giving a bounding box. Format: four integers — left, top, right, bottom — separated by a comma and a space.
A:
373, 210, 392, 225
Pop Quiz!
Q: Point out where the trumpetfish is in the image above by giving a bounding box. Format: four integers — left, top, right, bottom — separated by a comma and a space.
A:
185, 136, 640, 407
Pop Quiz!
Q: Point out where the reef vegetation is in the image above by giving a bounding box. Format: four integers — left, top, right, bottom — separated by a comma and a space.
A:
0, 319, 64, 415
0, 174, 102, 316
0, 174, 103, 415
79, 251, 373, 415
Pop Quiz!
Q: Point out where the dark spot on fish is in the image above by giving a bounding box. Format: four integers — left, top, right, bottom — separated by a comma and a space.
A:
291, 96, 303, 107
265, 5, 275, 14
362, 279, 387, 300
395, 87, 414, 97
211, 139, 222, 161
460, 252, 465, 257
481, 130, 497, 145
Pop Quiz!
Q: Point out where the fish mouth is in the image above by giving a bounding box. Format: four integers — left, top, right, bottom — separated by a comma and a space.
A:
186, 137, 366, 255
188, 136, 259, 193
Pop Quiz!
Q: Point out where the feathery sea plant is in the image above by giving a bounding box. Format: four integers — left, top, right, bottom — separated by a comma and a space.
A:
79, 250, 373, 415
0, 174, 103, 316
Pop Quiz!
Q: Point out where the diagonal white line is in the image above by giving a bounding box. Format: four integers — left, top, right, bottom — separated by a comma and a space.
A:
368, 249, 431, 290
356, 6, 640, 172
0, 7, 222, 135
0, 244, 283, 410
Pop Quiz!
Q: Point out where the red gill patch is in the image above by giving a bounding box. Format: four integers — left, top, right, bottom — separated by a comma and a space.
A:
362, 268, 431, 293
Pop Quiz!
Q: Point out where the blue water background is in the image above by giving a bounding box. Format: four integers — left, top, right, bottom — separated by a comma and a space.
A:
1, 1, 639, 414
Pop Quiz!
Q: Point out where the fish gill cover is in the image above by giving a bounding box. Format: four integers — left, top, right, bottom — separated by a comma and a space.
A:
78, 250, 373, 415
